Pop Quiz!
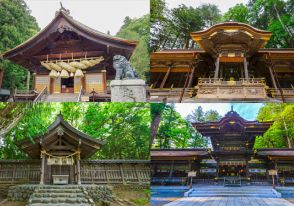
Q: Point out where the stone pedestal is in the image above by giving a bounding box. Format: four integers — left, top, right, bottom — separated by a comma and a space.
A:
110, 79, 146, 102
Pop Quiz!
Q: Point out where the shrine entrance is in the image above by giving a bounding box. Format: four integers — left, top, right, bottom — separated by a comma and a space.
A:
61, 77, 74, 93
14, 113, 108, 185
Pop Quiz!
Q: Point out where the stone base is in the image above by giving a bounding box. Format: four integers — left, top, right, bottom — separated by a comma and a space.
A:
110, 79, 146, 102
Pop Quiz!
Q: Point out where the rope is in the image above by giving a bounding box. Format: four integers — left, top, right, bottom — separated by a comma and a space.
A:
40, 151, 80, 165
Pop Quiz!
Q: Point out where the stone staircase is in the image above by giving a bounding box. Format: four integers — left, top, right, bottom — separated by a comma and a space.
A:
27, 186, 94, 206
188, 188, 278, 198
44, 93, 79, 102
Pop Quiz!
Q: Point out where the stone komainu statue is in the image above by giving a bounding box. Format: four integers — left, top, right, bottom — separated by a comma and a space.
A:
113, 55, 139, 80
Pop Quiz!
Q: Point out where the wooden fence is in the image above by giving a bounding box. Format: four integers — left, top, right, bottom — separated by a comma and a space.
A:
0, 160, 150, 184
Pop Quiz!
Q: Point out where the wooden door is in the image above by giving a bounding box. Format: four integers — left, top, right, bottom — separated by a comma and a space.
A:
85, 73, 104, 94
74, 77, 83, 93
53, 77, 61, 93
35, 75, 50, 93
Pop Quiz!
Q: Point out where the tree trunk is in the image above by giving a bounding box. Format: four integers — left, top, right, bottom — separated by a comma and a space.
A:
280, 105, 292, 148
150, 113, 162, 148
273, 2, 294, 47
183, 36, 190, 49
26, 71, 30, 94
171, 35, 179, 49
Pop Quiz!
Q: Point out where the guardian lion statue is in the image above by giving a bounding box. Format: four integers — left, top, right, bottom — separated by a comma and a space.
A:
113, 55, 139, 80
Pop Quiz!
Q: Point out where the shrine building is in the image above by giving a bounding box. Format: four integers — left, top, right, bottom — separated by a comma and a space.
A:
0, 6, 138, 102
151, 107, 294, 186
150, 17, 294, 103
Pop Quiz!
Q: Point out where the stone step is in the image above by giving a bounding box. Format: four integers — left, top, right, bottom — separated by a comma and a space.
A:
191, 191, 274, 194
30, 197, 91, 204
33, 193, 86, 198
36, 189, 83, 193
192, 189, 272, 191
28, 204, 92, 206
44, 94, 78, 102
189, 194, 277, 198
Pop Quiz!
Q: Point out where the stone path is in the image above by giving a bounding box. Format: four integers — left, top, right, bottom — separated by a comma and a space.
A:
163, 197, 294, 206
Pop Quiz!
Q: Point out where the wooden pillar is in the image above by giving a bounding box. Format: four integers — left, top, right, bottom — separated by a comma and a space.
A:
268, 67, 278, 90
246, 159, 249, 178
152, 164, 157, 178
40, 154, 45, 184
196, 166, 200, 179
70, 165, 74, 183
169, 162, 174, 178
188, 162, 192, 184
76, 154, 81, 184
134, 164, 141, 184
216, 159, 219, 178
105, 165, 109, 183
0, 68, 4, 93
243, 57, 249, 79
26, 70, 30, 93
119, 164, 125, 184
215, 57, 220, 78
220, 64, 223, 78
187, 66, 196, 88
159, 67, 171, 90
90, 164, 94, 184
275, 161, 280, 186
266, 167, 269, 181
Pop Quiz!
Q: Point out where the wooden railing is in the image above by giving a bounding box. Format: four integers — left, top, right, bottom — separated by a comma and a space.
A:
268, 88, 294, 99
240, 78, 265, 85
77, 86, 83, 102
33, 87, 48, 102
0, 160, 150, 184
198, 78, 223, 85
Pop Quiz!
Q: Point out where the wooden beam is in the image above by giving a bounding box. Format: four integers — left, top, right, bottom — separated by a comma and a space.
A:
0, 68, 4, 93
45, 145, 76, 151
159, 66, 171, 90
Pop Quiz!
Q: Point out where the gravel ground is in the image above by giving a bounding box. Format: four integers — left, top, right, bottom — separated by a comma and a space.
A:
151, 192, 184, 206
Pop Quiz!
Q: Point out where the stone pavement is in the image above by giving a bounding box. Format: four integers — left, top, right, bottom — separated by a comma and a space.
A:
163, 197, 294, 206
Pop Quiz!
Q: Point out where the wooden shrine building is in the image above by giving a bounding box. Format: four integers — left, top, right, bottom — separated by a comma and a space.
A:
150, 17, 294, 102
151, 107, 294, 186
0, 114, 149, 185
0, 5, 138, 102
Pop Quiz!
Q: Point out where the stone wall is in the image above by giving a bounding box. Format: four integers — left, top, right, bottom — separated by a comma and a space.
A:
113, 184, 150, 190
7, 185, 37, 201
82, 185, 115, 203
276, 188, 294, 198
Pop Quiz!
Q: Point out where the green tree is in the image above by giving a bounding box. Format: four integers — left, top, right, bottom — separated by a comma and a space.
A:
116, 15, 150, 83
0, 0, 40, 90
223, 3, 250, 24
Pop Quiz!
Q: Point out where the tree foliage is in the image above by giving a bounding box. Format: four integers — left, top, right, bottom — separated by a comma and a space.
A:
116, 14, 150, 83
255, 103, 294, 149
0, 0, 40, 90
152, 105, 222, 149
0, 103, 150, 160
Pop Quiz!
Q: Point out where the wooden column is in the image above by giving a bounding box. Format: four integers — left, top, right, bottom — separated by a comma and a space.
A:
70, 165, 74, 183
105, 165, 109, 183
90, 164, 94, 184
196, 167, 200, 179
134, 164, 141, 184
246, 159, 249, 178
188, 162, 192, 184
266, 167, 269, 181
159, 67, 171, 90
76, 154, 81, 184
26, 70, 30, 93
243, 57, 249, 79
215, 57, 220, 78
220, 64, 223, 78
169, 162, 174, 178
216, 159, 219, 178
0, 68, 4, 93
152, 164, 157, 178
119, 164, 125, 184
40, 154, 45, 184
187, 66, 196, 88
274, 161, 280, 186
268, 67, 278, 90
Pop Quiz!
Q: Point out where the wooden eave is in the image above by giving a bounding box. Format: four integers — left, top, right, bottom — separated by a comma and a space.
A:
190, 22, 272, 58
1, 11, 138, 69
151, 149, 209, 160
14, 114, 107, 159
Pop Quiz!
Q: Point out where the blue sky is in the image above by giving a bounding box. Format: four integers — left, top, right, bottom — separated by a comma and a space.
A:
174, 103, 264, 121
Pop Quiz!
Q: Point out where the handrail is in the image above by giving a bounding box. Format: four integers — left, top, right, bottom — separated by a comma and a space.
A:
34, 87, 48, 102
77, 86, 83, 102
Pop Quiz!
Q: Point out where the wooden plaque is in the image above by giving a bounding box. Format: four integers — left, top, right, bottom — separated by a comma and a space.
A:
268, 170, 277, 175
188, 171, 196, 177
